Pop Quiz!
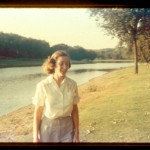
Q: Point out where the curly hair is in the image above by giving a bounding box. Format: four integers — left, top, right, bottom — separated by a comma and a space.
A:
43, 50, 71, 74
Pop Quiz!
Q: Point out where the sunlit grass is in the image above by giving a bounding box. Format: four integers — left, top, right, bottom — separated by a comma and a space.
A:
79, 64, 150, 142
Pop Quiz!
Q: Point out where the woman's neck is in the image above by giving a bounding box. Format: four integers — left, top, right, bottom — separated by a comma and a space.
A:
53, 73, 65, 87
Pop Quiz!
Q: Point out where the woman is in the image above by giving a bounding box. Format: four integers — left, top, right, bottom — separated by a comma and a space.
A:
32, 50, 80, 142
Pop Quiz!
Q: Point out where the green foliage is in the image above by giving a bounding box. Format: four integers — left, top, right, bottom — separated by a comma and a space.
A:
0, 33, 97, 61
49, 44, 97, 60
94, 48, 132, 60
0, 32, 51, 59
90, 8, 150, 42
137, 34, 150, 63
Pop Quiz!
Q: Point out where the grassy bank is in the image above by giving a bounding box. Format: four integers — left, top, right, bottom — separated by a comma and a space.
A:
0, 64, 150, 142
79, 64, 150, 142
0, 58, 44, 68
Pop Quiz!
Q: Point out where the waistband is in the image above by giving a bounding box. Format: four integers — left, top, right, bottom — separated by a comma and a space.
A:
44, 115, 71, 120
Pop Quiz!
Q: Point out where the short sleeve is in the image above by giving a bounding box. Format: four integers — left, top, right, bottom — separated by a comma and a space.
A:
73, 83, 80, 104
32, 82, 45, 106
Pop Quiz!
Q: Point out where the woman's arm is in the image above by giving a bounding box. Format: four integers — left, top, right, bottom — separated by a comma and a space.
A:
71, 104, 79, 142
33, 105, 44, 142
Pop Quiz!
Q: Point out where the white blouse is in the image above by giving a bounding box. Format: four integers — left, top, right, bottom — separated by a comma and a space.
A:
32, 74, 80, 119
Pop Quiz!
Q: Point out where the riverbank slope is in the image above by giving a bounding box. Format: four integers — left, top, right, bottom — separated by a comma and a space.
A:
0, 64, 150, 142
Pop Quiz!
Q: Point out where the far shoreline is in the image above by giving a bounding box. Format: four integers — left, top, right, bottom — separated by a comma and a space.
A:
0, 58, 133, 68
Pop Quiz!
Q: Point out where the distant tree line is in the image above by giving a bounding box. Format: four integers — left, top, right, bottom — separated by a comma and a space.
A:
49, 44, 97, 60
95, 47, 133, 60
0, 32, 50, 58
0, 32, 132, 61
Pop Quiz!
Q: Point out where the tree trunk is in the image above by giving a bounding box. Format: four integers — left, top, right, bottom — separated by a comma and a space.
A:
133, 37, 138, 74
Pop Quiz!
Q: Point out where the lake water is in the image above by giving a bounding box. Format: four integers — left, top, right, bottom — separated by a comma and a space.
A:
0, 63, 134, 116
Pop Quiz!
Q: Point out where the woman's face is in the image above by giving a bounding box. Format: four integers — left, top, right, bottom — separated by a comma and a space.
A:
54, 56, 70, 77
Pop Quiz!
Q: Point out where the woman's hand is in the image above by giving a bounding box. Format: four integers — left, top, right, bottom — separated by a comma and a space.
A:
73, 131, 80, 142
33, 137, 40, 143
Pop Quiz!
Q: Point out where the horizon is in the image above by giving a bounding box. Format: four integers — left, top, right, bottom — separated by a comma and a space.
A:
0, 31, 116, 51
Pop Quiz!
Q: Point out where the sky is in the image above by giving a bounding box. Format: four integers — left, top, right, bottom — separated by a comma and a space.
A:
0, 8, 119, 50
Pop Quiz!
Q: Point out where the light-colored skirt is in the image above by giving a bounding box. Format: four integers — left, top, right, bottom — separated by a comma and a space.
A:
40, 116, 74, 142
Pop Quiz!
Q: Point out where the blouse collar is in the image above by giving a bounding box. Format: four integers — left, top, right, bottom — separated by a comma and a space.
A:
47, 74, 67, 85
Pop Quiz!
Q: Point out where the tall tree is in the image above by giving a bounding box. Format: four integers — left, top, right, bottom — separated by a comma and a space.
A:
89, 8, 150, 74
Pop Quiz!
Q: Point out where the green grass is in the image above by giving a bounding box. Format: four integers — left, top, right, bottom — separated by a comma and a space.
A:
79, 64, 150, 142
0, 58, 44, 68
